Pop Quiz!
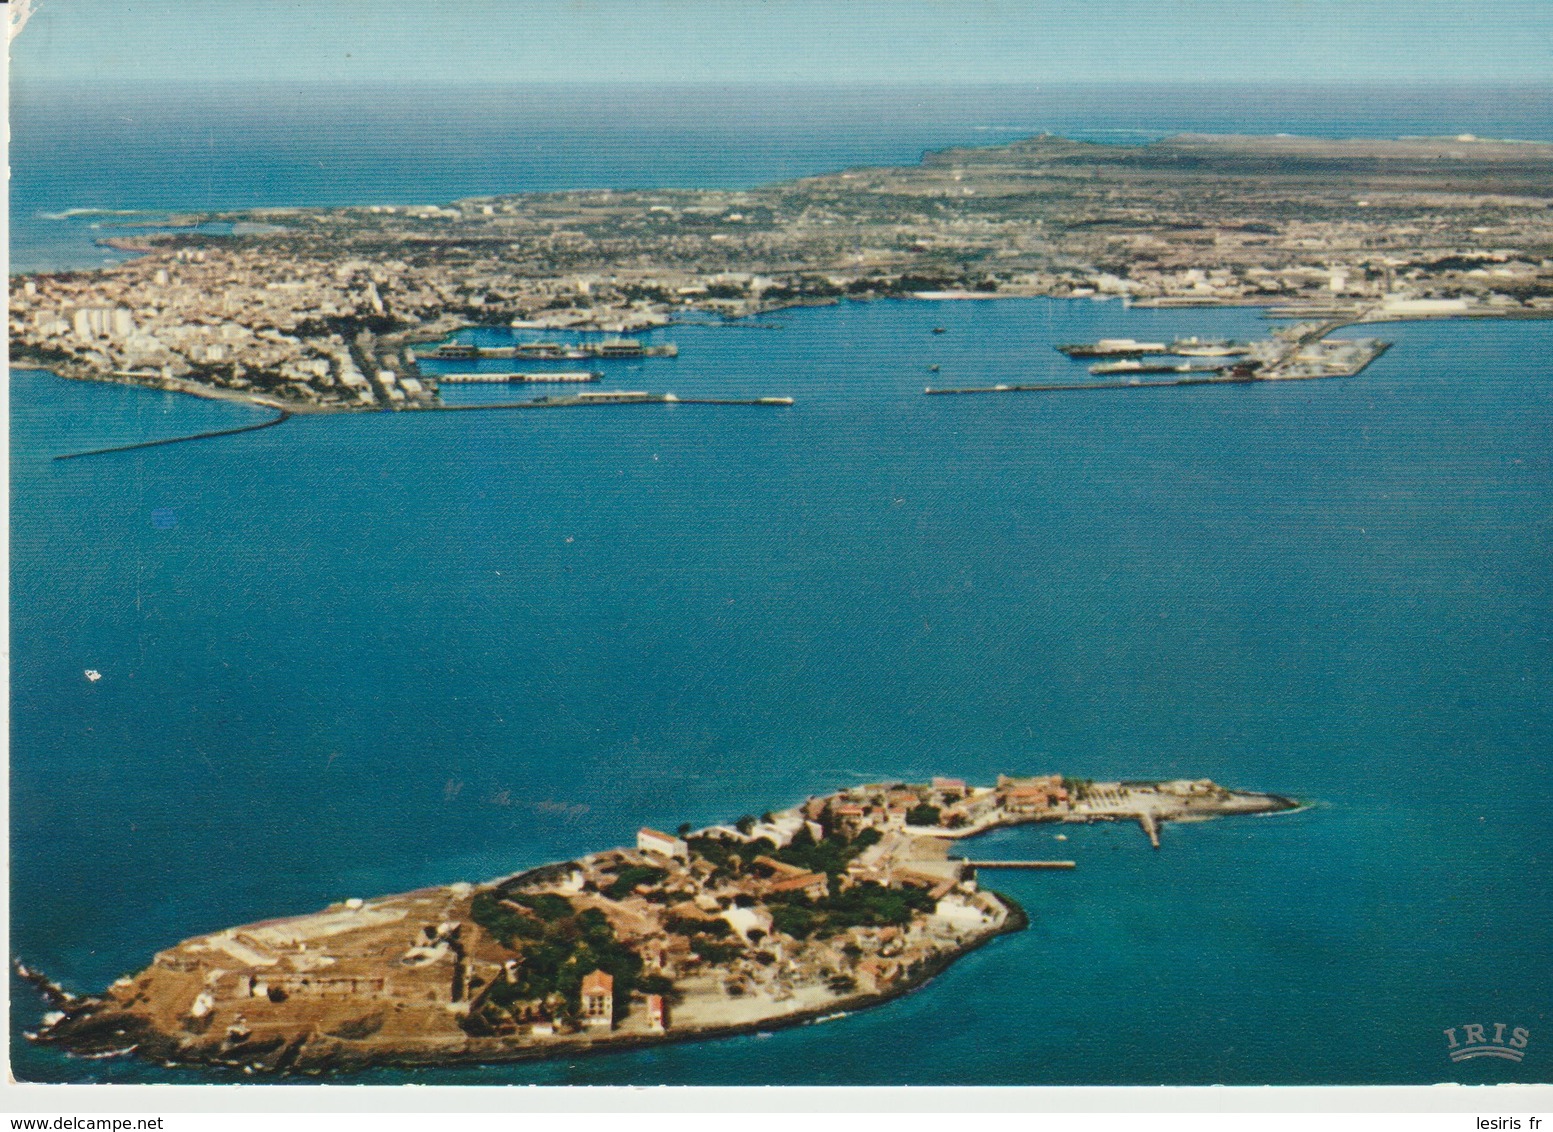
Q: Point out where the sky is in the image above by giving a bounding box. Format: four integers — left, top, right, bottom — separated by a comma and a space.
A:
8, 0, 1553, 87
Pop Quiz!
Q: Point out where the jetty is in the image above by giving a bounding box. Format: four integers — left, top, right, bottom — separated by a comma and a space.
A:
436, 370, 600, 384
53, 409, 292, 461
435, 392, 793, 411
925, 372, 1261, 395
419, 337, 678, 361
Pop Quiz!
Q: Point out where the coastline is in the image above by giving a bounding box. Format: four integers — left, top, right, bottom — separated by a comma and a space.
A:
13, 131, 1553, 420
17, 299, 1553, 445
24, 894, 1027, 1078
24, 777, 1291, 1077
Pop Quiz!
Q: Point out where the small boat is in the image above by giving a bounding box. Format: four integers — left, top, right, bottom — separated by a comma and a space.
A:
931, 327, 947, 335
928, 364, 940, 373
84, 669, 102, 683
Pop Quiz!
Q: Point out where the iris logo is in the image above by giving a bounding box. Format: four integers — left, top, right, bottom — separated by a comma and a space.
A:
1444, 1022, 1530, 1063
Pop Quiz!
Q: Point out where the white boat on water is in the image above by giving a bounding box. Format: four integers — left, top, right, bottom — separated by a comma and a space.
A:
84, 669, 102, 682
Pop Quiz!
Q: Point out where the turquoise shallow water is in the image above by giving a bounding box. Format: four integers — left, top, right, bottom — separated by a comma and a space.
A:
10, 299, 1552, 1084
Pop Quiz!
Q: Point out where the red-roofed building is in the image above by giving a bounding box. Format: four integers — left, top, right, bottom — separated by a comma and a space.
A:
833, 803, 868, 834
580, 969, 614, 1029
998, 774, 1069, 813
767, 870, 829, 901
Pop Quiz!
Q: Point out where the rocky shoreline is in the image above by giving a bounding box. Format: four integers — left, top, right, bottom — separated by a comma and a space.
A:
22, 896, 1027, 1078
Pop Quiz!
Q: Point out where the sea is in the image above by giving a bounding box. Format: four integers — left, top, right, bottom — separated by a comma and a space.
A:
8, 83, 1552, 1086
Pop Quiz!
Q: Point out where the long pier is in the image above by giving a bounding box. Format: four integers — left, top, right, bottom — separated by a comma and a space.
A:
53, 410, 292, 461
925, 373, 1261, 395
434, 393, 793, 411
47, 393, 794, 460
962, 860, 1077, 869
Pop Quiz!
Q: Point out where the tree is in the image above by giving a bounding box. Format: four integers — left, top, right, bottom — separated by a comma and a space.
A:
735, 814, 757, 835
907, 803, 941, 827
677, 822, 692, 837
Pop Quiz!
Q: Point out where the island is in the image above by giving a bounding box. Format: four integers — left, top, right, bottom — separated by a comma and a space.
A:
23, 774, 1297, 1075
9, 132, 1553, 419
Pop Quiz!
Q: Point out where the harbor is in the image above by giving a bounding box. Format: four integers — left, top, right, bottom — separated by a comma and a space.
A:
927, 319, 1390, 395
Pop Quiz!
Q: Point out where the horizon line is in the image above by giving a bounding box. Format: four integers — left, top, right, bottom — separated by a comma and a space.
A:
13, 77, 1553, 89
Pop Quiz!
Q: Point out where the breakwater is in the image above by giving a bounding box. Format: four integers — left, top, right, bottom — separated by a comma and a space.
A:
434, 394, 794, 411
52, 409, 292, 461
925, 374, 1263, 395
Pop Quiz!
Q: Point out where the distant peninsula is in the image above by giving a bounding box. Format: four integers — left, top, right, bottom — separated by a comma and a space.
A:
10, 132, 1553, 417
25, 775, 1296, 1075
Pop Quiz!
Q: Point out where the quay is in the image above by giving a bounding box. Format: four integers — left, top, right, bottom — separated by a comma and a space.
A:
419, 337, 678, 361
436, 371, 601, 384
434, 392, 793, 411
961, 860, 1077, 869
925, 372, 1260, 395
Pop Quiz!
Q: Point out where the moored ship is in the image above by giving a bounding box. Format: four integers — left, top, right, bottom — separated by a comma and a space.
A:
1056, 338, 1169, 358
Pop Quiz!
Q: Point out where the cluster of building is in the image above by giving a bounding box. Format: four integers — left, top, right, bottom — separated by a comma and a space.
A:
451, 775, 1098, 1039
12, 132, 1549, 413
44, 771, 1294, 1071
7, 249, 425, 409
116, 769, 1148, 1057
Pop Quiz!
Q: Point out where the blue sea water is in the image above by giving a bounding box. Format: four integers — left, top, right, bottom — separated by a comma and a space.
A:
11, 299, 1552, 1085
9, 84, 1553, 1085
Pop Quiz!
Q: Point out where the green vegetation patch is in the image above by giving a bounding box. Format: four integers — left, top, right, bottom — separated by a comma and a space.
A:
603, 865, 668, 901
690, 822, 882, 881
767, 881, 936, 940
468, 892, 645, 1031
470, 892, 544, 947
507, 892, 575, 922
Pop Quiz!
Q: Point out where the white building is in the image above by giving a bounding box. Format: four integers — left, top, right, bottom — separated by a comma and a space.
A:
72, 306, 135, 342
636, 827, 688, 861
